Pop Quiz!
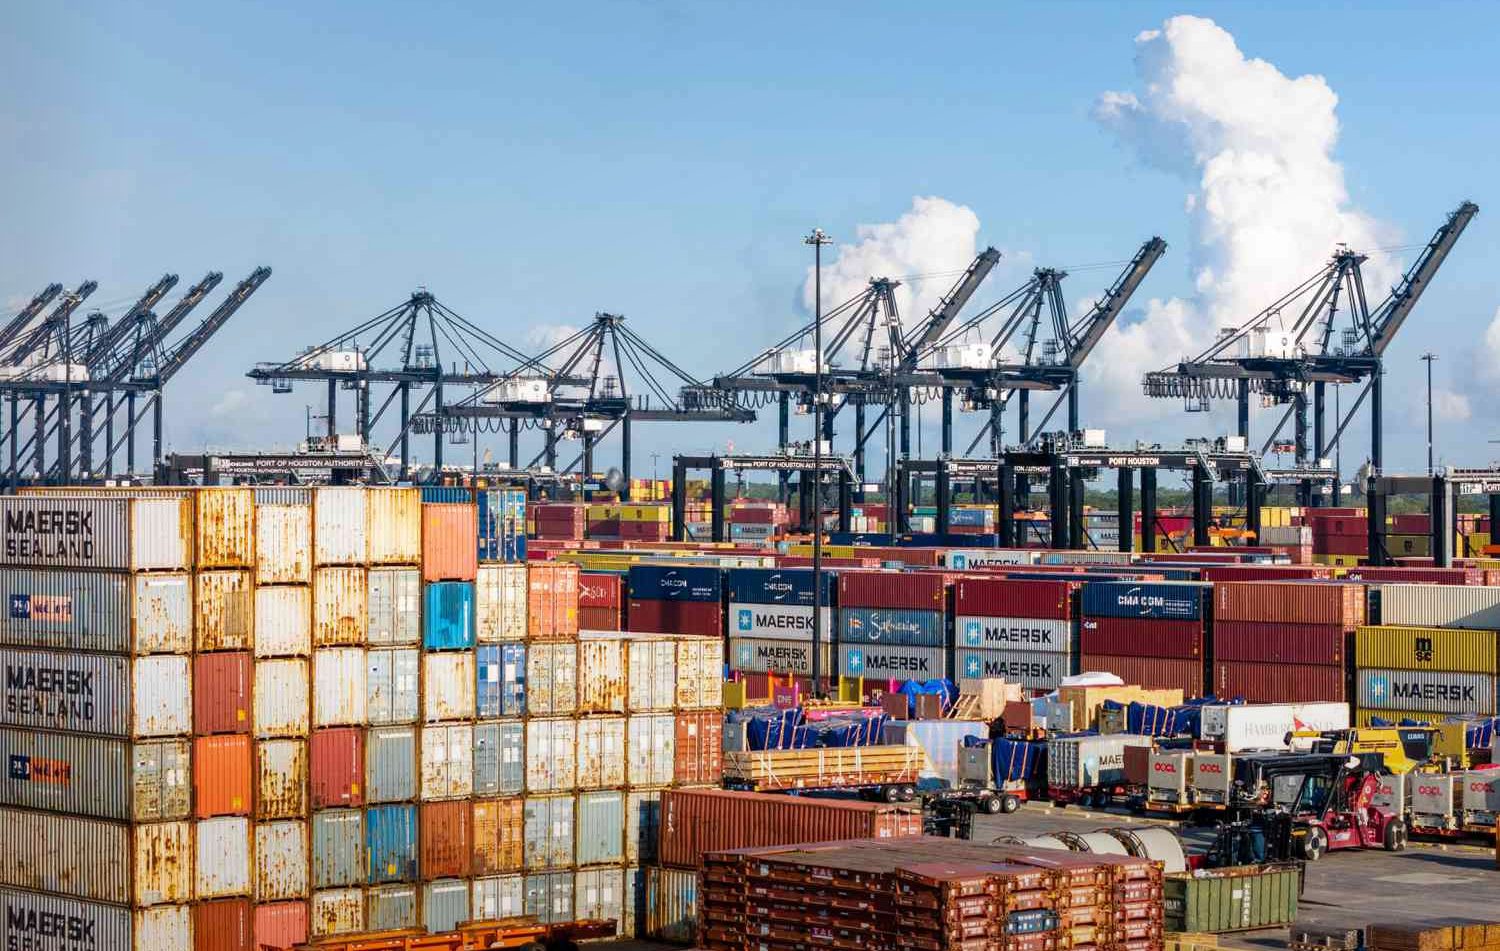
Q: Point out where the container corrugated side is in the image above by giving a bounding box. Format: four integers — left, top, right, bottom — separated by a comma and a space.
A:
368, 567, 421, 647
727, 602, 830, 641
195, 815, 252, 898
1374, 584, 1500, 630
523, 871, 575, 925
954, 577, 1074, 620
256, 738, 308, 820
471, 873, 524, 920
254, 658, 310, 738
0, 497, 191, 571
1215, 580, 1364, 627
578, 638, 626, 713
523, 795, 576, 870
422, 581, 476, 650
0, 729, 189, 821
0, 889, 131, 951
255, 900, 309, 951
255, 819, 309, 901
423, 879, 470, 932
419, 801, 472, 880
313, 488, 367, 567
193, 734, 253, 817
1212, 662, 1346, 704
525, 642, 578, 715
254, 585, 311, 658
193, 651, 251, 735
674, 709, 722, 786
195, 488, 256, 569
626, 714, 676, 788
312, 809, 364, 888
1081, 580, 1208, 621
1355, 668, 1497, 714
954, 615, 1071, 653
366, 488, 422, 566
0, 649, 191, 738
365, 804, 418, 884
367, 647, 419, 725
365, 725, 418, 804
837, 570, 944, 610
310, 728, 363, 809
420, 723, 474, 801
838, 644, 946, 681
526, 718, 578, 793
366, 883, 417, 931
312, 648, 367, 727
255, 503, 311, 584
313, 568, 367, 647
0, 807, 190, 905
955, 648, 1070, 693
574, 867, 623, 930
476, 564, 527, 642
473, 720, 524, 798
1356, 625, 1499, 674
422, 652, 475, 723
0, 569, 192, 654
309, 887, 363, 937
422, 504, 479, 582
194, 570, 254, 652
675, 636, 722, 710
645, 865, 697, 943
728, 637, 830, 676
576, 716, 626, 789
837, 607, 943, 648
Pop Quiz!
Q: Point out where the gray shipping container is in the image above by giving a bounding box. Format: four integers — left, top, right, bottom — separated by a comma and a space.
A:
524, 795, 576, 870
368, 568, 421, 646
837, 644, 947, 681
0, 496, 191, 571
366, 883, 418, 931
954, 648, 1070, 693
471, 873, 524, 920
1375, 584, 1500, 630
575, 867, 624, 933
423, 879, 470, 933
312, 808, 364, 888
575, 790, 626, 866
0, 888, 132, 951
473, 720, 525, 798
0, 569, 192, 654
1046, 734, 1154, 790
0, 648, 191, 738
366, 726, 418, 803
524, 872, 575, 925
1356, 668, 1498, 715
367, 648, 420, 725
625, 788, 662, 866
0, 728, 189, 821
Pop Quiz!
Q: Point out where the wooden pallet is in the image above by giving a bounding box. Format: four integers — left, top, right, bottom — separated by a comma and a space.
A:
723, 744, 927, 790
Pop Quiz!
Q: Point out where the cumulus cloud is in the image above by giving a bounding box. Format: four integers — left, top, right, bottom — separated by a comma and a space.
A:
1431, 388, 1472, 422
1478, 307, 1500, 388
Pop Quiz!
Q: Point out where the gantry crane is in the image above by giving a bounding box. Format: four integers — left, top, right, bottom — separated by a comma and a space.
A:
0, 283, 64, 359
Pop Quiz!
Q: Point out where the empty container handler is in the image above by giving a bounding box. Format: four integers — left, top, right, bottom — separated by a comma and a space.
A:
0, 568, 192, 654
526, 718, 578, 793
254, 658, 310, 738
838, 607, 944, 648
0, 648, 191, 738
523, 795, 577, 871
194, 815, 252, 899
728, 600, 831, 641
578, 638, 627, 714
254, 585, 312, 658
839, 644, 946, 681
366, 487, 422, 566
420, 800, 472, 879
313, 487, 367, 567
367, 647, 420, 725
955, 648, 1070, 694
309, 887, 364, 937
1078, 653, 1204, 696
0, 496, 192, 571
0, 729, 189, 821
367, 567, 421, 646
1079, 616, 1203, 659
954, 615, 1072, 653
471, 873, 525, 920
420, 722, 475, 800
838, 571, 944, 611
193, 898, 253, 951
525, 642, 578, 715
193, 651, 251, 735
254, 900, 309, 951
312, 648, 368, 727
310, 727, 364, 809
256, 503, 312, 585
312, 809, 365, 889
576, 790, 626, 866
423, 581, 476, 650
576, 716, 627, 789
313, 567, 368, 647
366, 803, 419, 884
366, 883, 418, 931
524, 872, 575, 925
1214, 580, 1365, 627
627, 713, 676, 787
1213, 662, 1346, 704
1081, 580, 1209, 621
627, 599, 721, 637
475, 643, 527, 718
1372, 584, 1500, 630
472, 797, 524, 875
0, 890, 189, 951
728, 637, 830, 676
726, 567, 834, 607
256, 738, 308, 820
472, 720, 525, 797
254, 820, 309, 902
628, 565, 722, 602
476, 563, 528, 642
527, 563, 580, 640
194, 570, 254, 651
1211, 620, 1345, 666
1356, 668, 1497, 715
422, 503, 479, 582
423, 878, 471, 933
1356, 625, 1499, 674
365, 725, 418, 803
954, 577, 1075, 621
422, 651, 476, 722
193, 734, 252, 817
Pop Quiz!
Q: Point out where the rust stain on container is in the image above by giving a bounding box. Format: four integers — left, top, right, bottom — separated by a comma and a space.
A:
420, 800, 473, 879
135, 819, 194, 906
194, 734, 252, 818
310, 727, 365, 808
195, 488, 257, 570
310, 888, 364, 937
193, 897, 253, 951
194, 651, 251, 735
422, 503, 479, 582
367, 488, 422, 566
256, 738, 308, 819
195, 570, 254, 651
254, 584, 312, 658
471, 798, 524, 875
578, 638, 627, 713
255, 503, 312, 584
254, 658, 311, 738
254, 819, 310, 902
313, 567, 368, 647
576, 716, 626, 789
674, 709, 723, 785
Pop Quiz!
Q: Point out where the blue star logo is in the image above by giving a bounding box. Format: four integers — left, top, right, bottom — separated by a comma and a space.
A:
737, 609, 753, 632
737, 643, 752, 665
847, 649, 864, 673
1368, 675, 1389, 702
964, 620, 982, 646
965, 654, 981, 677
9, 595, 29, 619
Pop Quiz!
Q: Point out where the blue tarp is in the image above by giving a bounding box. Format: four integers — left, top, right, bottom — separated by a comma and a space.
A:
736, 706, 891, 751
897, 679, 959, 717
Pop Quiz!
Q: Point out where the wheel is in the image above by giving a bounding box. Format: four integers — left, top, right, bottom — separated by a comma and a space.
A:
883, 785, 904, 803
1383, 818, 1408, 852
1000, 794, 1022, 814
1076, 791, 1095, 809
900, 785, 917, 802
981, 795, 1004, 815
1298, 826, 1327, 862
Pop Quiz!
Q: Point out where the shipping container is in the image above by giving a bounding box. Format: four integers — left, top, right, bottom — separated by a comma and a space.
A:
838, 644, 946, 681
525, 642, 578, 716
727, 602, 831, 641
625, 788, 662, 866
472, 720, 524, 798
1047, 734, 1154, 790
254, 585, 311, 658
620, 635, 676, 711
0, 496, 192, 571
578, 637, 625, 714
312, 648, 367, 727
194, 734, 252, 817
675, 709, 723, 786
645, 865, 697, 943
726, 568, 833, 607
523, 795, 576, 870
526, 718, 578, 793
256, 503, 312, 585
313, 567, 367, 647
423, 878, 470, 932
1213, 662, 1346, 705
365, 725, 418, 804
421, 723, 474, 801
366, 488, 422, 566
1079, 653, 1205, 696
254, 658, 310, 738
838, 607, 944, 648
954, 577, 1074, 620
195, 570, 253, 652
309, 887, 363, 937
367, 567, 420, 647
471, 798, 524, 875
627, 714, 676, 787
1081, 581, 1209, 621
1215, 580, 1364, 627
527, 563, 579, 640
254, 900, 308, 951
575, 716, 627, 790
423, 504, 479, 582
419, 800, 471, 880
191, 488, 255, 571
954, 648, 1069, 693
1199, 703, 1350, 752
574, 790, 625, 866
1356, 668, 1497, 714
954, 615, 1072, 653
523, 872, 575, 925
838, 571, 944, 611
0, 648, 190, 738
1079, 616, 1203, 659
365, 803, 418, 884
475, 642, 526, 718
471, 874, 524, 920
1373, 584, 1500, 630
675, 636, 722, 710
422, 652, 475, 722
1210, 620, 1345, 667
254, 820, 309, 901
727, 637, 830, 676
574, 867, 624, 930
194, 651, 251, 735
256, 738, 308, 820
367, 647, 420, 725
254, 488, 312, 505
423, 581, 475, 650
1355, 625, 1499, 674
578, 571, 624, 610
193, 897, 252, 951
195, 816, 252, 899
628, 565, 722, 602
476, 563, 528, 642
1163, 865, 1300, 933
365, 883, 418, 931
0, 889, 136, 951
0, 568, 192, 654
0, 729, 189, 821
626, 599, 721, 638
310, 727, 364, 809
313, 488, 367, 567
311, 809, 364, 888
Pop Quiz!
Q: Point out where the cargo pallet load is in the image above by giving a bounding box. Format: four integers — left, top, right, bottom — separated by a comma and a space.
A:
721, 743, 926, 799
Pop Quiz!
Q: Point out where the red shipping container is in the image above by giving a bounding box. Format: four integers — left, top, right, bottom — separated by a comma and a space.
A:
578, 606, 622, 631
254, 901, 308, 951
421, 800, 472, 879
1201, 565, 1332, 582
674, 709, 724, 785
627, 599, 722, 637
1213, 660, 1345, 704
1079, 616, 1203, 659
194, 651, 251, 735
1390, 514, 1431, 534
1079, 653, 1204, 697
1214, 581, 1365, 627
194, 734, 252, 818
856, 548, 942, 568
1315, 534, 1368, 556
578, 572, 624, 609
528, 562, 580, 639
954, 577, 1075, 620
1211, 620, 1346, 666
310, 727, 364, 808
1342, 566, 1478, 585
838, 570, 945, 610
195, 898, 252, 951
422, 503, 479, 582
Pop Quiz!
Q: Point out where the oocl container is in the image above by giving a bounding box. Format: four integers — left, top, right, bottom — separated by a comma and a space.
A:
365, 803, 418, 884
254, 658, 310, 738
367, 647, 419, 725
523, 795, 576, 870
255, 503, 311, 585
525, 642, 578, 715
422, 652, 476, 722
472, 798, 524, 875
1355, 625, 1499, 674
193, 734, 253, 817
525, 718, 578, 793
423, 581, 476, 650
194, 570, 253, 652
194, 651, 251, 735
312, 648, 367, 727
421, 723, 474, 801
366, 488, 422, 566
0, 729, 189, 820
576, 716, 627, 789
0, 496, 191, 571
313, 488, 367, 567
254, 585, 311, 658
254, 820, 309, 901
256, 738, 308, 820
313, 567, 368, 647
365, 725, 418, 804
0, 648, 191, 738
420, 800, 472, 880
310, 727, 364, 808
473, 720, 524, 798
475, 643, 526, 718
194, 815, 252, 899
0, 568, 191, 654
422, 504, 479, 582
367, 567, 420, 646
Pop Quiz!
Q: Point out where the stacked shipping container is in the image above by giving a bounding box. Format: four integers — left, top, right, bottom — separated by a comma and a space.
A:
725, 568, 832, 679
627, 565, 723, 638
953, 576, 1076, 694
1078, 580, 1210, 696
836, 571, 948, 686
1355, 584, 1500, 725
1211, 581, 1362, 702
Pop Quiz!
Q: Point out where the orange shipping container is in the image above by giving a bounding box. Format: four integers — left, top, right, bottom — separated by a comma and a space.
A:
195, 651, 252, 735
527, 563, 580, 640
471, 798, 524, 875
254, 901, 308, 951
195, 734, 253, 818
422, 504, 478, 582
1213, 580, 1366, 628
421, 799, 472, 879
674, 710, 723, 785
195, 897, 253, 951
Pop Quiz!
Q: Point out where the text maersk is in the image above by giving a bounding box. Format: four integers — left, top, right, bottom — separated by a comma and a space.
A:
958, 616, 1067, 650
7, 907, 98, 944
3, 663, 100, 727
965, 655, 1055, 679
4, 509, 95, 561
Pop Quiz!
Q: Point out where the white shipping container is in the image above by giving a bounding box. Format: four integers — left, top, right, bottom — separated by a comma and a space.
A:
255, 658, 311, 738
471, 874, 524, 920
256, 503, 312, 584
256, 738, 309, 819
675, 638, 722, 710
576, 716, 627, 789
313, 648, 368, 727
726, 602, 831, 641
194, 569, 253, 651
195, 816, 252, 899
627, 713, 675, 787
0, 496, 191, 571
1200, 703, 1351, 752
0, 649, 190, 738
578, 638, 626, 714
421, 722, 475, 800
368, 567, 421, 646
728, 637, 830, 676
314, 487, 368, 566
0, 569, 192, 654
526, 642, 577, 715
1376, 584, 1500, 630
954, 648, 1067, 693
476, 564, 527, 642
525, 718, 578, 793
574, 867, 624, 930
624, 636, 676, 712
0, 889, 161, 951
255, 819, 310, 901
0, 807, 190, 906
255, 585, 312, 657
365, 487, 422, 566
314, 567, 368, 647
1356, 668, 1497, 714
1146, 750, 1193, 804
310, 888, 365, 937
423, 652, 476, 722
367, 647, 420, 725
1046, 734, 1153, 790
0, 729, 189, 821
1192, 754, 1233, 803
954, 616, 1072, 653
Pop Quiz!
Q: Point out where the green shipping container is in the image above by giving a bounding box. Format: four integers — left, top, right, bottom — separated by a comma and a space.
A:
1163, 865, 1301, 933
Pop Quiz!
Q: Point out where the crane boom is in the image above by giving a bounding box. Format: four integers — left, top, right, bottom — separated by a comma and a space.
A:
898, 247, 1001, 370
1065, 236, 1166, 370
151, 267, 270, 384
0, 284, 64, 357
85, 274, 179, 369
1369, 201, 1477, 356
104, 272, 225, 382
5, 280, 99, 366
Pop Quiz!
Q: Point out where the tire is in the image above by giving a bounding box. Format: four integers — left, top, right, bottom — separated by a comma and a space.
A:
981, 795, 1004, 815
1000, 794, 1022, 814
1076, 791, 1095, 809
900, 785, 917, 802
1383, 818, 1408, 852
1298, 826, 1327, 862
883, 785, 903, 803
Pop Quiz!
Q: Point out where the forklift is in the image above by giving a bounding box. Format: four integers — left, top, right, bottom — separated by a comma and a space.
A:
1224, 753, 1407, 861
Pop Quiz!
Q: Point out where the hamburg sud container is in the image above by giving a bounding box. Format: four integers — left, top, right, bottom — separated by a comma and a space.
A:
726, 568, 834, 640
627, 565, 723, 637
0, 496, 191, 571
0, 568, 192, 653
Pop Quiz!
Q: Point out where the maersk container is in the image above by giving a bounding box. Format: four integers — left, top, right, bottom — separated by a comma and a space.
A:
576, 716, 627, 789
838, 644, 946, 681
838, 607, 944, 648
526, 718, 578, 793
473, 720, 525, 797
728, 637, 830, 676
727, 602, 831, 641
0, 496, 191, 571
313, 567, 368, 647
955, 648, 1069, 693
365, 725, 418, 803
523, 795, 576, 870
1356, 668, 1497, 715
254, 819, 309, 901
526, 642, 578, 715
366, 803, 418, 884
0, 728, 189, 820
366, 883, 418, 931
194, 569, 253, 652
422, 652, 476, 722
726, 568, 833, 607
0, 648, 190, 738
366, 487, 422, 566
954, 615, 1072, 653
0, 888, 187, 951
312, 809, 364, 888
524, 871, 575, 925
574, 867, 624, 930
1080, 581, 1209, 621
313, 487, 367, 567
255, 585, 311, 658
675, 637, 723, 710
421, 723, 474, 801
575, 790, 626, 866
195, 816, 252, 899
309, 887, 364, 937
625, 788, 662, 865
1372, 584, 1500, 630
256, 738, 308, 820
256, 503, 312, 585
367, 647, 419, 725
476, 564, 527, 642
0, 568, 191, 654
476, 643, 526, 718
423, 878, 471, 933
1046, 734, 1154, 790
312, 648, 367, 727
254, 658, 310, 738
628, 565, 722, 602
471, 874, 524, 920
627, 713, 676, 787
423, 581, 475, 650
621, 635, 676, 712
367, 567, 421, 646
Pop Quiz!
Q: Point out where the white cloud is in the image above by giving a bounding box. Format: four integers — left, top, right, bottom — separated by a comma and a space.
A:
1431, 388, 1472, 422
209, 388, 251, 417
525, 323, 580, 353
1478, 307, 1500, 388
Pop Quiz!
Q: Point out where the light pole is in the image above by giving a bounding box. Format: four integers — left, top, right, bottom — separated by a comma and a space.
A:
805, 227, 832, 696
1421, 353, 1438, 473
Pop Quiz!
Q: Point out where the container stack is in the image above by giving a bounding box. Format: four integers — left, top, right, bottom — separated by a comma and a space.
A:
627, 565, 723, 638
1305, 509, 1366, 567
725, 567, 832, 681
836, 571, 948, 688
620, 504, 672, 542
1354, 584, 1500, 725
1212, 581, 1363, 703
532, 502, 586, 542
578, 572, 625, 630
953, 576, 1077, 695
1078, 581, 1211, 696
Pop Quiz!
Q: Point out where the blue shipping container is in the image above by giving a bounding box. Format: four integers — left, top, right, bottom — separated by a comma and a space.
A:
475, 643, 527, 718
838, 608, 945, 648
366, 804, 418, 884
1080, 581, 1209, 621
726, 568, 834, 607
627, 565, 722, 603
949, 508, 992, 528
478, 489, 527, 563
424, 581, 476, 650
420, 487, 473, 503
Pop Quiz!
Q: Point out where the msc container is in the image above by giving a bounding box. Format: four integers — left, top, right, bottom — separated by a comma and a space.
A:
254, 819, 309, 901
309, 887, 364, 937
523, 795, 576, 870
0, 496, 192, 571
1374, 584, 1500, 630
578, 637, 626, 714
645, 865, 697, 943
1355, 625, 1499, 675
312, 809, 364, 888
1211, 620, 1345, 666
473, 720, 525, 798
955, 648, 1069, 693
524, 872, 575, 925
254, 658, 310, 738
367, 567, 421, 646
528, 563, 579, 640
423, 581, 476, 650
526, 718, 578, 793
366, 803, 419, 884
526, 642, 578, 715
194, 734, 253, 817
576, 716, 627, 789
471, 873, 524, 920
194, 570, 253, 652
728, 637, 830, 676
313, 487, 367, 567
838, 607, 943, 648
195, 816, 252, 899
838, 644, 946, 681
837, 571, 944, 611
365, 725, 418, 803
1046, 734, 1154, 790
1163, 865, 1300, 933
727, 601, 830, 641
628, 565, 722, 602
313, 567, 367, 647
476, 643, 526, 718
0, 568, 191, 653
420, 801, 472, 880
365, 883, 418, 931
366, 487, 422, 566
0, 729, 189, 821
1215, 580, 1365, 627
421, 723, 475, 801
579, 571, 624, 610
254, 900, 308, 951
625, 788, 662, 866
954, 615, 1072, 653
675, 636, 723, 710
675, 709, 723, 786
423, 878, 470, 933
472, 798, 524, 875
194, 651, 251, 735
254, 585, 311, 657
256, 738, 308, 820
954, 577, 1074, 621
423, 504, 479, 581
310, 727, 364, 809
726, 567, 832, 607
574, 867, 623, 929
627, 713, 676, 787
313, 648, 367, 727
1355, 669, 1497, 714
476, 563, 528, 642
1080, 616, 1204, 659
0, 648, 191, 738
1081, 581, 1209, 621
422, 652, 475, 722
367, 647, 420, 725
255, 503, 312, 585
1213, 662, 1346, 704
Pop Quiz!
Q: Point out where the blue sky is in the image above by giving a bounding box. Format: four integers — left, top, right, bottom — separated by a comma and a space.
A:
2, 1, 1496, 480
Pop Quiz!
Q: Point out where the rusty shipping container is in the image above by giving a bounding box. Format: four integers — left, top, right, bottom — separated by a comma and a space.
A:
313, 567, 368, 647
657, 788, 922, 869
255, 503, 312, 585
422, 651, 475, 722
368, 567, 421, 646
367, 646, 420, 725
254, 900, 309, 951
421, 800, 472, 879
313, 487, 368, 567
420, 722, 474, 801
194, 734, 252, 818
527, 563, 579, 639
254, 658, 310, 738
366, 487, 422, 566
254, 819, 309, 901
0, 568, 192, 654
522, 795, 575, 870
471, 798, 524, 875
476, 563, 527, 642
194, 488, 256, 570
194, 570, 254, 651
310, 727, 364, 808
525, 642, 578, 715
423, 503, 479, 581
0, 496, 192, 571
471, 873, 524, 920
1215, 580, 1365, 627
0, 728, 189, 821
1080, 652, 1205, 697
0, 806, 191, 905
194, 651, 251, 735
1213, 661, 1346, 704
576, 716, 627, 789
195, 815, 252, 899
0, 889, 192, 951
1211, 620, 1346, 666
366, 883, 417, 931
675, 636, 724, 710
309, 887, 364, 937
254, 584, 311, 657
575, 790, 626, 865
311, 809, 363, 889
525, 718, 578, 793
256, 738, 308, 820
674, 709, 723, 785
312, 648, 367, 727
578, 636, 626, 713
627, 713, 676, 787
0, 648, 191, 738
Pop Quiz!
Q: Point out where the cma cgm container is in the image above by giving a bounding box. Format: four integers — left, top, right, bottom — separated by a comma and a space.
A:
0, 496, 191, 571
838, 608, 944, 648
629, 565, 723, 603
0, 569, 192, 653
1081, 581, 1208, 621
954, 615, 1071, 653
0, 728, 190, 820
726, 568, 834, 607
839, 644, 946, 681
0, 648, 191, 738
955, 648, 1069, 693
954, 577, 1074, 620
729, 637, 831, 675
